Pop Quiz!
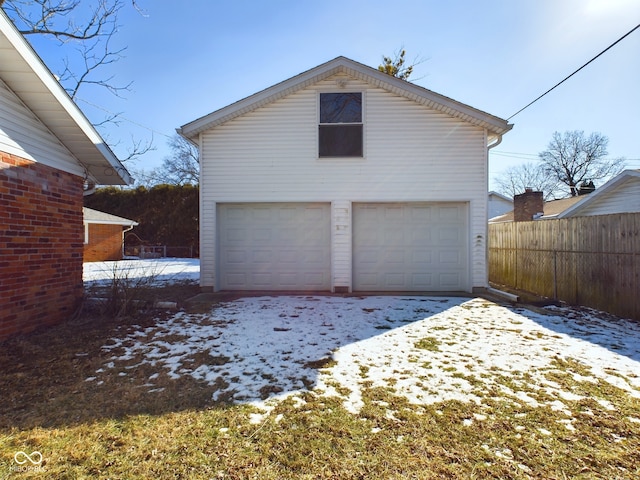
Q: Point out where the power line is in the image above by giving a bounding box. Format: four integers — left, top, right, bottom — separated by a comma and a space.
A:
507, 23, 640, 121
76, 97, 173, 139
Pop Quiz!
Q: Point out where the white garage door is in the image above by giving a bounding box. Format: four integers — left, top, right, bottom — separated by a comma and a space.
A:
218, 203, 331, 290
353, 203, 469, 291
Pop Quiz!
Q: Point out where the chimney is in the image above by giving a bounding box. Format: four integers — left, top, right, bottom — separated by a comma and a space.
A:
513, 188, 544, 222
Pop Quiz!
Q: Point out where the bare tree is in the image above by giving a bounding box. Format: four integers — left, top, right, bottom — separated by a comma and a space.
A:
142, 135, 199, 186
494, 162, 561, 200
1, 0, 152, 161
539, 130, 626, 197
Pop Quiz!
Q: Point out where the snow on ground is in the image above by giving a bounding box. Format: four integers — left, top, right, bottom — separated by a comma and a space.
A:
90, 261, 640, 418
83, 258, 199, 286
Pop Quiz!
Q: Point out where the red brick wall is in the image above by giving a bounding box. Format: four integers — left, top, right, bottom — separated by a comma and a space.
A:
514, 189, 544, 222
0, 152, 84, 342
84, 223, 124, 262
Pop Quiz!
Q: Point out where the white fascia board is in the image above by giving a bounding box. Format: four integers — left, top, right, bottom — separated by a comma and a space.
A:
84, 219, 139, 226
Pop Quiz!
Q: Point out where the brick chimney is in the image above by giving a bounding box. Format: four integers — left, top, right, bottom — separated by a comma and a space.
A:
513, 188, 544, 222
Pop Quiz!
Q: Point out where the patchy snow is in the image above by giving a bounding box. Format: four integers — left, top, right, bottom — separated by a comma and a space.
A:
83, 258, 199, 286
95, 286, 640, 415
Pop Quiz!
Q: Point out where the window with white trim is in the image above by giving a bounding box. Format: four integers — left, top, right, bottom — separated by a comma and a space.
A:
319, 92, 363, 157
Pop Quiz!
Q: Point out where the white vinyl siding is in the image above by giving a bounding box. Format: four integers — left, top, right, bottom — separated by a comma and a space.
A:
199, 72, 489, 291
572, 179, 640, 217
0, 79, 84, 177
331, 200, 352, 289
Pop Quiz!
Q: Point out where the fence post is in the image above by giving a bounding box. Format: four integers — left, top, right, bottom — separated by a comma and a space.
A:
553, 250, 557, 300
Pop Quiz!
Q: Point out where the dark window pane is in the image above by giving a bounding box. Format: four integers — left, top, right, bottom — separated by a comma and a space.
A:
319, 125, 363, 157
320, 93, 362, 123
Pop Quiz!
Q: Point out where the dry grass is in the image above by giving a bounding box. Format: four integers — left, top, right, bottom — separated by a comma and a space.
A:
1, 289, 639, 479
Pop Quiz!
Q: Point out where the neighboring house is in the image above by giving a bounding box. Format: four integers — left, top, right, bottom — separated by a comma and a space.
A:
558, 170, 640, 218
489, 196, 582, 223
0, 10, 131, 341
83, 207, 138, 262
178, 56, 512, 293
489, 170, 640, 223
488, 191, 513, 219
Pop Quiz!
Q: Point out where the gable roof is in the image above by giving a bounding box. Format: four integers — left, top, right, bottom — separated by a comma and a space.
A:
0, 10, 132, 186
178, 56, 512, 143
558, 170, 640, 218
488, 191, 513, 203
83, 207, 138, 226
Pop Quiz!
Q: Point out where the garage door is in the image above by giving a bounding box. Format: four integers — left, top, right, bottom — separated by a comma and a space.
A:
218, 203, 331, 290
353, 203, 469, 291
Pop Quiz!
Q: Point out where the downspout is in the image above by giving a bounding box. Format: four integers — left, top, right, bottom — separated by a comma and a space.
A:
485, 132, 504, 292
122, 224, 135, 259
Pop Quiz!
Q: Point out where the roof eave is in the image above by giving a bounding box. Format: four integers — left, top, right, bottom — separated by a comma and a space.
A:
0, 10, 132, 186
178, 56, 512, 141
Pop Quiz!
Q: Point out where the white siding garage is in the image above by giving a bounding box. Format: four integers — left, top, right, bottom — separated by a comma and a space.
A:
179, 57, 513, 293
353, 203, 469, 291
217, 203, 331, 290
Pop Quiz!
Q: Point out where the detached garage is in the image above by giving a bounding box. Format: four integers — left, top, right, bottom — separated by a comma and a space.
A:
178, 56, 512, 293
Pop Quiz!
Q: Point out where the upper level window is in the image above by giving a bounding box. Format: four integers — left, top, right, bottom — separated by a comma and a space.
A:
319, 92, 363, 157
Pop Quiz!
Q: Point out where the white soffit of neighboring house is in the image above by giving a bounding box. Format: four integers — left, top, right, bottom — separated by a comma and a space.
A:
558, 170, 640, 218
0, 10, 132, 186
178, 56, 513, 143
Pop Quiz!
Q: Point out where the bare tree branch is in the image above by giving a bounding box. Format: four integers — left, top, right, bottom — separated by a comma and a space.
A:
144, 135, 199, 186
2, 0, 136, 100
539, 131, 626, 197
2, 0, 154, 167
493, 162, 562, 201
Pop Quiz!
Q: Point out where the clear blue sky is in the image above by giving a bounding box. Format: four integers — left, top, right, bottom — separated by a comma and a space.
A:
18, 0, 640, 190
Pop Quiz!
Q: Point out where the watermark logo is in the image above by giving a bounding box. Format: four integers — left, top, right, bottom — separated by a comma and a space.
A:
11, 451, 45, 473
14, 451, 42, 465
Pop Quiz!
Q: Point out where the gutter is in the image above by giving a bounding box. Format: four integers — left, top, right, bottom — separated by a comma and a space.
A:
487, 133, 503, 150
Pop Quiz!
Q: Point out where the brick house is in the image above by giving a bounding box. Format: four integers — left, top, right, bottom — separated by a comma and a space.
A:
0, 11, 132, 341
83, 207, 138, 262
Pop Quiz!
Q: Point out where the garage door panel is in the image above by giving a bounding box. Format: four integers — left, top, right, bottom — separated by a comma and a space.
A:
354, 203, 468, 291
439, 250, 462, 264
218, 203, 331, 290
438, 227, 461, 243
412, 250, 432, 264
412, 273, 432, 287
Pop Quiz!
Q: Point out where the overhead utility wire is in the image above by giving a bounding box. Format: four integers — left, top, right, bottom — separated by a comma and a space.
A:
507, 23, 640, 121
76, 97, 173, 139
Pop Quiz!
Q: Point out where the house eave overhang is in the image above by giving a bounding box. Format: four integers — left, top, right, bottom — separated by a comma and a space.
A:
83, 207, 138, 226
0, 10, 132, 186
84, 219, 139, 226
178, 56, 513, 143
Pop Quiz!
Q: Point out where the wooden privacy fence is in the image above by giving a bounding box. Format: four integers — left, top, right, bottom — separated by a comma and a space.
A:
488, 213, 640, 320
